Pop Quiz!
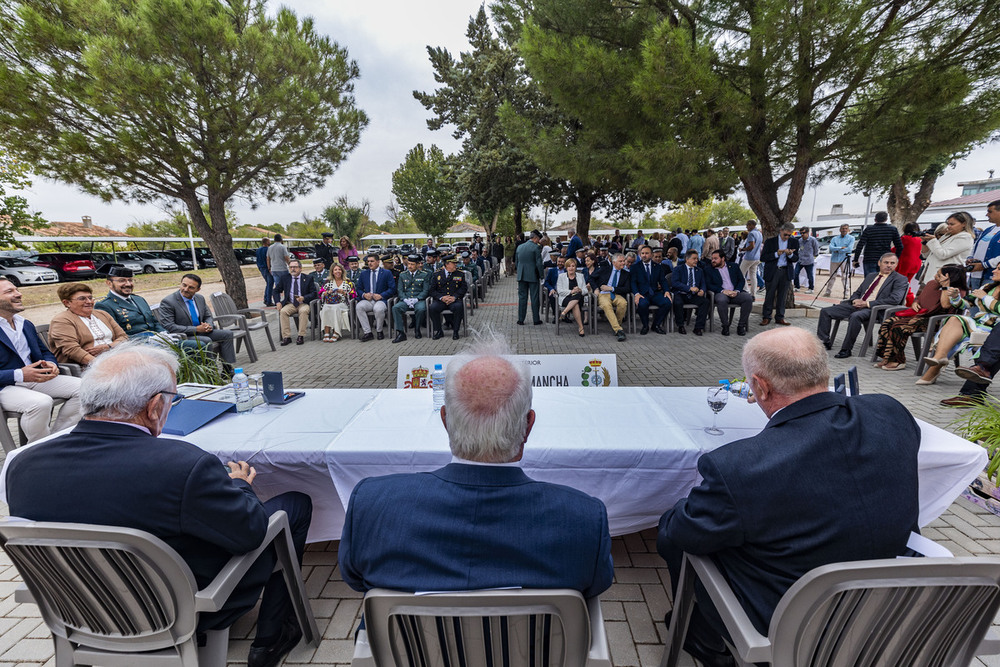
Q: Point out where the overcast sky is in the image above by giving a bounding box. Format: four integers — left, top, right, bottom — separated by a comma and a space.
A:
15, 0, 999, 231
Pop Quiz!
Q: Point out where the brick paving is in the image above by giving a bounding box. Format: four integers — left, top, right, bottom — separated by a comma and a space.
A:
0, 271, 998, 666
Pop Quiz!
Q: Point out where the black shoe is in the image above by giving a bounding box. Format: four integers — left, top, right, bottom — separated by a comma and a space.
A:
517, 320, 525, 325
736, 325, 747, 336
392, 332, 406, 344
376, 331, 385, 340
677, 326, 687, 335
360, 332, 374, 342
432, 330, 444, 340
533, 320, 543, 325
663, 612, 735, 667
721, 326, 730, 336
834, 349, 851, 359
280, 337, 292, 346
694, 329, 704, 336
453, 330, 461, 340
296, 336, 304, 345
822, 340, 833, 350
640, 325, 649, 335
414, 330, 422, 339
248, 618, 303, 667
263, 302, 274, 307
616, 330, 627, 342
652, 325, 666, 335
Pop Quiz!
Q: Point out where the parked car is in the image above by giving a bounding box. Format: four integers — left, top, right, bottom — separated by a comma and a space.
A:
234, 248, 257, 264
86, 252, 144, 275
117, 252, 178, 274
143, 250, 193, 270
438, 243, 453, 253
30, 253, 98, 281
386, 244, 400, 253
289, 246, 317, 260
160, 249, 215, 269
399, 243, 415, 255
367, 244, 384, 255
0, 257, 59, 286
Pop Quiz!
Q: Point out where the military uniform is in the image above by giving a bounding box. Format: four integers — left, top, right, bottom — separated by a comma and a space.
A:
428, 266, 468, 340
392, 269, 431, 337
346, 268, 363, 283
95, 292, 200, 352
309, 269, 329, 289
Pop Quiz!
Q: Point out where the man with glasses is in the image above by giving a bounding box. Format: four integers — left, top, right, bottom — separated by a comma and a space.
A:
760, 223, 799, 326
3, 343, 313, 667
95, 266, 200, 352
157, 274, 237, 370
0, 277, 82, 443
276, 260, 317, 346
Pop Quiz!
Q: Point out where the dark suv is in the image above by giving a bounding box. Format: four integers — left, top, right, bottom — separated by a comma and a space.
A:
161, 249, 216, 269
31, 253, 98, 281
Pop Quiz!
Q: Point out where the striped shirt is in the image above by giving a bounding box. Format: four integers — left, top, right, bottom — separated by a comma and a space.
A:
853, 223, 902, 263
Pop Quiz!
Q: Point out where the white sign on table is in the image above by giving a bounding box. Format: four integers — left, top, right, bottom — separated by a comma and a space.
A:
397, 354, 618, 389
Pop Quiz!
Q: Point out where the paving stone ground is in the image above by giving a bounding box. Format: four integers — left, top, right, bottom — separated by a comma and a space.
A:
0, 270, 998, 666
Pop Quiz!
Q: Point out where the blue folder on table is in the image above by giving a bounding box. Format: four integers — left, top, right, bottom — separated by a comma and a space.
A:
163, 398, 233, 436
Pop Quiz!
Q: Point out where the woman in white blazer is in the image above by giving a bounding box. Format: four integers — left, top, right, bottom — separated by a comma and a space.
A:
922, 211, 975, 283
556, 258, 589, 336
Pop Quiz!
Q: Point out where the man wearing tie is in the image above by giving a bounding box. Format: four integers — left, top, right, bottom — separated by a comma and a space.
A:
156, 274, 236, 367
816, 253, 908, 358
632, 245, 672, 335
355, 253, 397, 342
591, 253, 631, 342
276, 260, 317, 345
670, 250, 709, 335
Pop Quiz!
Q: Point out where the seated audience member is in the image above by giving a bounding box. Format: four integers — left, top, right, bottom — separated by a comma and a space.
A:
381, 253, 401, 281
340, 336, 613, 598
459, 250, 482, 287
557, 258, 589, 337
470, 248, 487, 276
391, 254, 430, 343
0, 278, 82, 443
874, 265, 967, 371
670, 250, 709, 335
705, 249, 754, 336
428, 254, 468, 341
308, 258, 328, 289
425, 249, 443, 274
592, 253, 631, 342
344, 255, 363, 283
4, 343, 312, 667
48, 282, 128, 367
816, 253, 908, 358
941, 324, 1000, 407
632, 245, 671, 335
157, 274, 236, 367
543, 255, 567, 317
318, 264, 355, 342
918, 265, 1000, 385
582, 252, 598, 288
624, 251, 637, 269
276, 260, 317, 346
657, 327, 919, 667
94, 266, 200, 352
355, 253, 396, 342
664, 247, 679, 271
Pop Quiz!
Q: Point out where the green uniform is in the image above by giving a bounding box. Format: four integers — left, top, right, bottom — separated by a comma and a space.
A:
392, 269, 431, 333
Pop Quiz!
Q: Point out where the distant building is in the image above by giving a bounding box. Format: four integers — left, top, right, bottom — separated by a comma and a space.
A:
28, 216, 130, 238
959, 175, 1000, 197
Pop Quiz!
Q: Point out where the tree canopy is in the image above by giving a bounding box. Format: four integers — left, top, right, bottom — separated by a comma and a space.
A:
391, 144, 462, 238
0, 0, 367, 306
0, 149, 46, 246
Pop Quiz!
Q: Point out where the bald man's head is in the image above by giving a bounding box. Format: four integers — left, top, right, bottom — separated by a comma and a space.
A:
742, 328, 829, 397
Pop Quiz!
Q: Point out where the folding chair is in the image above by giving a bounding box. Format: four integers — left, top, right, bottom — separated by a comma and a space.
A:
0, 512, 319, 667
352, 589, 610, 667
210, 292, 277, 353
913, 313, 964, 377
34, 324, 82, 377
662, 553, 1000, 667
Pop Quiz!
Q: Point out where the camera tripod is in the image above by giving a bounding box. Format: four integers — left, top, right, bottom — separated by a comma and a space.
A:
810, 260, 855, 307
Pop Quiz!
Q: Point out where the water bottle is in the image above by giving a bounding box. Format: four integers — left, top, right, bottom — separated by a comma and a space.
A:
719, 379, 752, 400
233, 368, 253, 414
432, 364, 446, 411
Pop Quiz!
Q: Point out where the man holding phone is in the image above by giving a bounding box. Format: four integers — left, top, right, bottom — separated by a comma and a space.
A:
0, 278, 82, 443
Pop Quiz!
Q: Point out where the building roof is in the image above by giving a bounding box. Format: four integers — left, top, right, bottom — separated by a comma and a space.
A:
927, 190, 1000, 209
31, 221, 131, 238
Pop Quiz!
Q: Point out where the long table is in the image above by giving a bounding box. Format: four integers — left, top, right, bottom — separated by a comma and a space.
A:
180, 387, 987, 543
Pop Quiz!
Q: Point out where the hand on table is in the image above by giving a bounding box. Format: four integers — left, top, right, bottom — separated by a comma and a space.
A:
226, 460, 256, 484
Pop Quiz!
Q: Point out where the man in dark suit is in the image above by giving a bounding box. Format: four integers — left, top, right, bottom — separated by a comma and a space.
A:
543, 254, 566, 317
515, 229, 545, 325
632, 244, 672, 335
157, 274, 236, 366
760, 222, 800, 326
670, 250, 709, 335
428, 254, 468, 340
276, 260, 317, 346
314, 232, 335, 267
816, 253, 908, 358
705, 249, 754, 336
340, 340, 613, 598
563, 228, 583, 259
657, 327, 919, 667
592, 252, 632, 341
355, 253, 396, 342
0, 278, 82, 443
4, 344, 312, 667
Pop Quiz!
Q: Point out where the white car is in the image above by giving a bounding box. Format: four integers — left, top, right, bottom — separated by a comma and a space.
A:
0, 258, 59, 286
119, 251, 178, 273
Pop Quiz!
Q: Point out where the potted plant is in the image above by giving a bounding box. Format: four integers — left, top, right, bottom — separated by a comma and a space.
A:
951, 395, 1000, 514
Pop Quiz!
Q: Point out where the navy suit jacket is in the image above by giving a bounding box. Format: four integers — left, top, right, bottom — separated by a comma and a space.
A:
0, 318, 57, 387
657, 392, 920, 634
761, 235, 800, 281
543, 267, 563, 293
590, 264, 631, 297
563, 235, 583, 258
631, 261, 669, 298
357, 267, 396, 301
339, 463, 614, 599
704, 262, 747, 294
278, 272, 318, 306
670, 264, 707, 295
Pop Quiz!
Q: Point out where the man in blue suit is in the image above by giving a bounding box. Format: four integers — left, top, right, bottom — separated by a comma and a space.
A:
276, 260, 318, 346
543, 254, 566, 317
657, 328, 919, 667
340, 340, 614, 599
0, 278, 82, 443
563, 228, 583, 259
670, 250, 709, 335
705, 249, 754, 336
355, 253, 396, 342
632, 244, 672, 335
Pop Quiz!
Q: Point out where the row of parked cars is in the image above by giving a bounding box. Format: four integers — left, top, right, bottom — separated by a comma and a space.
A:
365, 242, 471, 255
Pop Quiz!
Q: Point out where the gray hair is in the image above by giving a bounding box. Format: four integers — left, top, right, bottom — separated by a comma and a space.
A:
443, 330, 532, 463
779, 223, 795, 233
742, 328, 828, 396
612, 253, 625, 263
879, 252, 898, 262
81, 341, 179, 420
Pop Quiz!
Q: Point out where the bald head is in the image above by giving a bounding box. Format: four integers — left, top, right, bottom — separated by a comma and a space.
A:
742, 328, 828, 414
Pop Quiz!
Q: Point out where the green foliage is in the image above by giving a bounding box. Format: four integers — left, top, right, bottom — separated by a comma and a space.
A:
951, 395, 1000, 482
391, 144, 462, 238
655, 199, 754, 231
0, 149, 46, 246
318, 197, 371, 242
164, 339, 229, 385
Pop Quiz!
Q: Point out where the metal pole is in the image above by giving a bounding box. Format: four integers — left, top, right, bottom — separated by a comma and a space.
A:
862, 192, 871, 229
187, 224, 198, 269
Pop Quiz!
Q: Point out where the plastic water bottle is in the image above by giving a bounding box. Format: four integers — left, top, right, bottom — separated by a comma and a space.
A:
233, 368, 253, 414
431, 364, 445, 411
720, 379, 752, 400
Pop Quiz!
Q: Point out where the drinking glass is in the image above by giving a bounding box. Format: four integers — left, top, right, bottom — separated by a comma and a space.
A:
705, 386, 728, 436
249, 373, 268, 414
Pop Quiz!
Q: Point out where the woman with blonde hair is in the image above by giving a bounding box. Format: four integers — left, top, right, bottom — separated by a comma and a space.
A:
556, 258, 589, 336
922, 211, 975, 282
318, 263, 356, 342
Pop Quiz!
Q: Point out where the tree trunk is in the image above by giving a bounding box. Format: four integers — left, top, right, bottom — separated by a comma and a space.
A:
184, 193, 249, 309
887, 172, 938, 228
514, 204, 523, 236
576, 187, 596, 240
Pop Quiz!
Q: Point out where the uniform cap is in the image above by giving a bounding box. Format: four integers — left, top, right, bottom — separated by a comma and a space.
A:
106, 265, 134, 278
346, 255, 359, 262
406, 254, 421, 262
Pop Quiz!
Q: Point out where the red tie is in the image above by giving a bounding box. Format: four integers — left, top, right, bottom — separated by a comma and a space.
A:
861, 275, 882, 301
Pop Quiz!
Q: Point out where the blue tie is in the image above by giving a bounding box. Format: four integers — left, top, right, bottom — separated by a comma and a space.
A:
187, 298, 200, 325
611, 270, 618, 289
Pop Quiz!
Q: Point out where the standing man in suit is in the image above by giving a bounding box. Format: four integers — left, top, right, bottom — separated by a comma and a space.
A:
657, 328, 919, 666
760, 222, 799, 326
428, 254, 468, 340
255, 237, 274, 306
705, 249, 754, 336
816, 253, 908, 359
391, 255, 431, 343
355, 253, 396, 342
632, 245, 672, 335
276, 260, 317, 346
591, 252, 631, 342
670, 250, 709, 335
95, 267, 201, 352
340, 338, 613, 598
0, 278, 82, 443
515, 229, 545, 326
563, 228, 583, 258
4, 344, 313, 667
156, 274, 236, 367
